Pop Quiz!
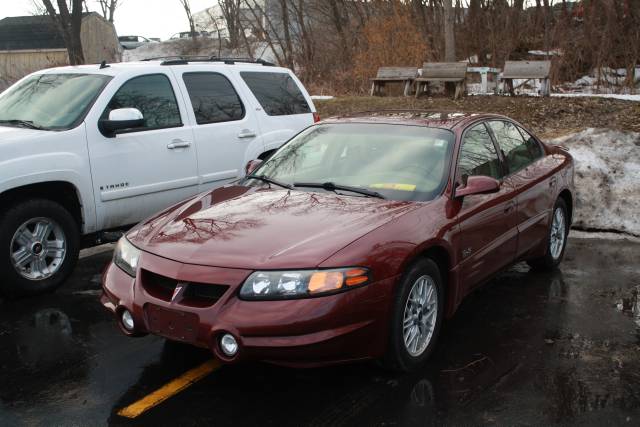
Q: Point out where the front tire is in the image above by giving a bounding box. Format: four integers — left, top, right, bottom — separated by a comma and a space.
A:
527, 198, 569, 271
384, 258, 444, 372
0, 199, 80, 297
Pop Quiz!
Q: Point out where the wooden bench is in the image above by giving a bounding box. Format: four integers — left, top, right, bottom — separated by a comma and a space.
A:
414, 62, 468, 99
370, 67, 418, 97
501, 60, 551, 96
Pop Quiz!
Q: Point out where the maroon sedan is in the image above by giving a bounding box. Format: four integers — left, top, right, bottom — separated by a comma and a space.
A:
101, 111, 574, 371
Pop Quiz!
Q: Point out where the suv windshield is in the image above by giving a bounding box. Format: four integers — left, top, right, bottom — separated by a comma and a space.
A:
0, 73, 112, 131
250, 123, 455, 201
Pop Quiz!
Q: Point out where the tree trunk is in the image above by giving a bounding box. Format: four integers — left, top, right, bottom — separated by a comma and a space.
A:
41, 0, 85, 65
443, 0, 456, 62
179, 0, 196, 40
279, 0, 295, 69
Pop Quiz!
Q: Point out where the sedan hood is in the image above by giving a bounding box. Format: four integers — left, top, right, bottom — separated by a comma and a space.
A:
128, 186, 419, 269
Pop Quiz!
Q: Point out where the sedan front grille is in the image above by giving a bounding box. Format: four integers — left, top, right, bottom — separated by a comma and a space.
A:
141, 270, 228, 307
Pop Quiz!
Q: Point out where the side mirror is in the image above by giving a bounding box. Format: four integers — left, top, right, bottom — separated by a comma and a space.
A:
455, 175, 500, 198
99, 108, 144, 137
245, 159, 263, 175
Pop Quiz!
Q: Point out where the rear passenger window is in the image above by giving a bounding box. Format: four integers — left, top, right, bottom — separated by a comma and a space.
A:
458, 123, 502, 180
240, 72, 311, 116
488, 121, 541, 173
182, 72, 244, 124
517, 125, 544, 159
104, 74, 181, 130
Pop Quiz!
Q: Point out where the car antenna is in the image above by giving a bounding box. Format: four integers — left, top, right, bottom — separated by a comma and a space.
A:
99, 60, 110, 69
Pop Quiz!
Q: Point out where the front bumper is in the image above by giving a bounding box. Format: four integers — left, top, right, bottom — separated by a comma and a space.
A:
101, 251, 397, 367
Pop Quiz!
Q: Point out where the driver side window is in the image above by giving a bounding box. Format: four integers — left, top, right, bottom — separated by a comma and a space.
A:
102, 74, 182, 131
457, 123, 502, 181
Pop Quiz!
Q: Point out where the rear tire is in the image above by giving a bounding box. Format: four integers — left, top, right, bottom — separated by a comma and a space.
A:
0, 199, 80, 297
383, 258, 444, 372
527, 198, 569, 271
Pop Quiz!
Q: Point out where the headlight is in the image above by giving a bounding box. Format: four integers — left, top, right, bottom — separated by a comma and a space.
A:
239, 268, 370, 300
113, 237, 141, 277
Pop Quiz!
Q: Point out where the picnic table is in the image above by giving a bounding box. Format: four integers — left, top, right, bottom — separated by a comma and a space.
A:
414, 62, 468, 99
370, 67, 418, 97
467, 66, 501, 94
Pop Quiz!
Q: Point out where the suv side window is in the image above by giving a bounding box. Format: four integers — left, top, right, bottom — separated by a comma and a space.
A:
103, 74, 182, 131
457, 123, 502, 181
182, 72, 244, 124
240, 72, 311, 116
488, 121, 541, 173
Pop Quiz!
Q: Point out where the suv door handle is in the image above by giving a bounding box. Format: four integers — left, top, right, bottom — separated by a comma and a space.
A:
167, 140, 191, 149
237, 130, 256, 139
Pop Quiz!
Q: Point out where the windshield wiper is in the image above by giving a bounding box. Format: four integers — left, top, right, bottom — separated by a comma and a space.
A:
293, 182, 386, 199
245, 174, 294, 190
0, 119, 45, 130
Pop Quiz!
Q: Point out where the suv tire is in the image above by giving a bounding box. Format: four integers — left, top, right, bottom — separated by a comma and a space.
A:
0, 199, 80, 297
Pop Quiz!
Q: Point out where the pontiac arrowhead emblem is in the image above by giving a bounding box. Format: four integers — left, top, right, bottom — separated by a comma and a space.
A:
171, 282, 188, 303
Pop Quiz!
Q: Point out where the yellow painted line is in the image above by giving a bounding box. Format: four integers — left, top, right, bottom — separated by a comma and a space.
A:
117, 359, 220, 419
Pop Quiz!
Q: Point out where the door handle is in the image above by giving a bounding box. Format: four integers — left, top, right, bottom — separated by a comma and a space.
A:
237, 129, 256, 139
504, 201, 516, 214
167, 140, 191, 149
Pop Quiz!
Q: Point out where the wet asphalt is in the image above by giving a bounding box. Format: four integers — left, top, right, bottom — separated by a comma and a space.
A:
0, 236, 639, 426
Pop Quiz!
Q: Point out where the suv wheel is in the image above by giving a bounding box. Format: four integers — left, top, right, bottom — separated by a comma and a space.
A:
384, 258, 444, 372
0, 199, 80, 297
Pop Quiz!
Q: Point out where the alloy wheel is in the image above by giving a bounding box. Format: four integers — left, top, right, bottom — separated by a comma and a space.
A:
549, 207, 566, 260
10, 217, 67, 280
402, 275, 438, 356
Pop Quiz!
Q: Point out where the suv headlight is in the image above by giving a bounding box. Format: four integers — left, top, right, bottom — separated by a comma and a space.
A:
239, 268, 370, 300
113, 237, 141, 277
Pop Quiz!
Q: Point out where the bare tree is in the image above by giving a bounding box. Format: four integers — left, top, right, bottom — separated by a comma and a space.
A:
97, 0, 120, 23
179, 0, 197, 39
278, 0, 295, 69
443, 0, 456, 62
40, 0, 85, 65
219, 0, 243, 49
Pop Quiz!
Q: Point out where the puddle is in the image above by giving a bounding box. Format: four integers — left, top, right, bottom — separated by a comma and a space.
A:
615, 285, 640, 328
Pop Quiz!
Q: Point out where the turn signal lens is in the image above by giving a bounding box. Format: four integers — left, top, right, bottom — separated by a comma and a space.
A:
313, 112, 321, 123
308, 271, 344, 293
345, 268, 369, 286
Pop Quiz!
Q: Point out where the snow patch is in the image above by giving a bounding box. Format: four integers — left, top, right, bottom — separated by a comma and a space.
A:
122, 39, 279, 64
551, 93, 640, 102
549, 128, 640, 236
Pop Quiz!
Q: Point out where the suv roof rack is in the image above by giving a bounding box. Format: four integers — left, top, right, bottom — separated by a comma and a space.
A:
141, 55, 275, 66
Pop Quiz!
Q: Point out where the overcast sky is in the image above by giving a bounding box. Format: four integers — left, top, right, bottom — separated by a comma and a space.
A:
1, 0, 214, 41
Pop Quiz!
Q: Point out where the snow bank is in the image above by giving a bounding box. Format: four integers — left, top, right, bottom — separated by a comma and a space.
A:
551, 93, 640, 102
122, 39, 278, 64
549, 129, 640, 236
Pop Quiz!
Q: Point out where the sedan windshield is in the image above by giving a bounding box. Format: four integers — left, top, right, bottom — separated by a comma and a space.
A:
0, 73, 112, 130
251, 123, 455, 201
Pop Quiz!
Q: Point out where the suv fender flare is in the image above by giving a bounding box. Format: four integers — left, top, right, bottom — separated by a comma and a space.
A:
0, 169, 95, 234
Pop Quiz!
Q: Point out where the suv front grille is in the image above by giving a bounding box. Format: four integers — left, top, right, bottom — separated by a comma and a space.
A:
141, 270, 228, 307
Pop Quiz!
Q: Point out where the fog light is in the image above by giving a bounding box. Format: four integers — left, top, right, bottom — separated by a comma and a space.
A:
121, 309, 134, 331
220, 333, 238, 357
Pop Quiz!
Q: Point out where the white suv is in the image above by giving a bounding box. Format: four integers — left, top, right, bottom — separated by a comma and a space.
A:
0, 58, 318, 295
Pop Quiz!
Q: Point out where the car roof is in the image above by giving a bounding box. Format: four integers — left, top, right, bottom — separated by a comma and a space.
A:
322, 110, 510, 130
